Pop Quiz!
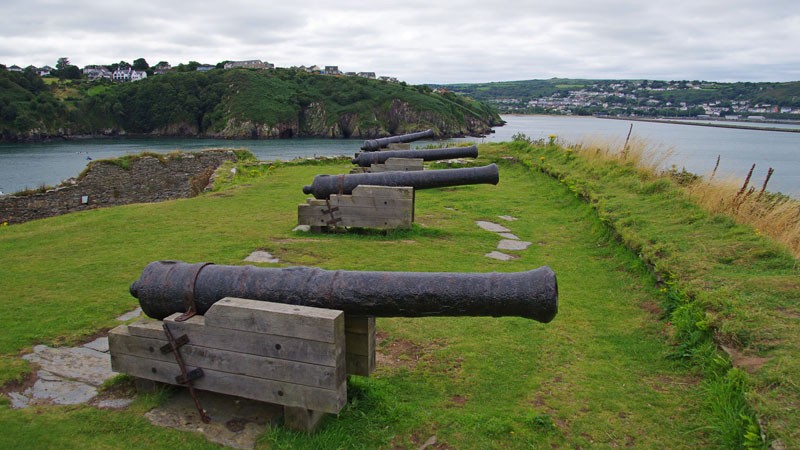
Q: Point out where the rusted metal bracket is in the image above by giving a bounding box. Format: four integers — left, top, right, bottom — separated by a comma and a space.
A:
324, 199, 341, 227
162, 322, 210, 423
175, 262, 213, 322
159, 333, 189, 353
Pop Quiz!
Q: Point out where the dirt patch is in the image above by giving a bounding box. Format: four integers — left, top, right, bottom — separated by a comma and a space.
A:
639, 300, 663, 316
720, 345, 772, 374
376, 331, 425, 371
449, 395, 467, 407
0, 369, 38, 398
776, 307, 800, 319
375, 332, 456, 376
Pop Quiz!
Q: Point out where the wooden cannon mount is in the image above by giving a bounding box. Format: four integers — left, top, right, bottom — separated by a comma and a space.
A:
298, 163, 499, 232
110, 298, 375, 432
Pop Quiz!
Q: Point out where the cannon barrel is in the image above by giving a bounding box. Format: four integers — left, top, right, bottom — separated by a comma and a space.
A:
130, 261, 558, 323
302, 163, 499, 199
361, 129, 435, 151
351, 145, 478, 167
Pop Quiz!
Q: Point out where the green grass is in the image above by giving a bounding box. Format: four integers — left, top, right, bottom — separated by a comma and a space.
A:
1, 144, 796, 448
491, 138, 799, 448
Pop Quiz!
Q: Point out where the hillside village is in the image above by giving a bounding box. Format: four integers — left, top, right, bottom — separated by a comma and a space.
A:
4, 59, 399, 84
481, 79, 800, 119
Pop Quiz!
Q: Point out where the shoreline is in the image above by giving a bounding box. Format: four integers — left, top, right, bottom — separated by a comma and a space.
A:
597, 116, 800, 133
500, 113, 800, 133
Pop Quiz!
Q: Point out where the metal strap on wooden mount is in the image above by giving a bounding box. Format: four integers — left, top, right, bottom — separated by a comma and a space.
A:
162, 322, 210, 423
176, 262, 213, 322
323, 199, 341, 227
336, 174, 345, 197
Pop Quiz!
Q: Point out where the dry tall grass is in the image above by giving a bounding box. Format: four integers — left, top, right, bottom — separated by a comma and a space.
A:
566, 136, 800, 258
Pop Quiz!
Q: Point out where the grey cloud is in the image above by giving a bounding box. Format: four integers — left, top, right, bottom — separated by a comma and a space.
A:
1, 0, 799, 83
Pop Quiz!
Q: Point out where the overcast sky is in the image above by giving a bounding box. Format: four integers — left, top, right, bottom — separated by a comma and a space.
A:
2, 0, 799, 85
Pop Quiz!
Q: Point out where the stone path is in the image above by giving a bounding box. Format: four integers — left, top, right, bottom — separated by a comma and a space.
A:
478, 216, 533, 261
7, 307, 142, 409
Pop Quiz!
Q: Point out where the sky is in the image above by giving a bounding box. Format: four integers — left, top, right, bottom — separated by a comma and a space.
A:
2, 0, 799, 85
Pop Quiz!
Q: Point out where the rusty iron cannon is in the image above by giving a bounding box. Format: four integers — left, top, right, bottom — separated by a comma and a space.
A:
351, 145, 478, 167
361, 129, 435, 151
130, 260, 558, 323
302, 163, 499, 199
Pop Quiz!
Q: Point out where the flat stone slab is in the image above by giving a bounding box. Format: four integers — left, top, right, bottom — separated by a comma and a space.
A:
497, 239, 533, 251
475, 221, 511, 233
116, 307, 142, 322
498, 215, 518, 221
244, 250, 280, 263
498, 232, 520, 240
7, 391, 30, 409
485, 251, 517, 261
145, 390, 282, 450
83, 336, 109, 353
23, 345, 113, 385
25, 370, 99, 405
23, 345, 114, 386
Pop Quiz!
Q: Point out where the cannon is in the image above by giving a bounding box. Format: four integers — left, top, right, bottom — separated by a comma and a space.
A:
361, 129, 435, 151
302, 163, 499, 199
351, 145, 478, 167
130, 260, 558, 323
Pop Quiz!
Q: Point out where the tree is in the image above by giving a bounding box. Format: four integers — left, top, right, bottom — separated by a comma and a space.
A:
133, 58, 149, 72
56, 57, 70, 71
54, 57, 81, 80
62, 65, 82, 80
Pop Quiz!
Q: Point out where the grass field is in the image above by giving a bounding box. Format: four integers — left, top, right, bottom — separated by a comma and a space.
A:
0, 142, 797, 448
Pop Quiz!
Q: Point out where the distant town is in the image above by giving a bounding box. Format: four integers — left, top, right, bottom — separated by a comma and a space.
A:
492, 83, 797, 119
3, 58, 400, 83
442, 79, 800, 120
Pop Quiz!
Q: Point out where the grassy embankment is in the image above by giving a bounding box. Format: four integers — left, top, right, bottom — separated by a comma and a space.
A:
0, 139, 797, 448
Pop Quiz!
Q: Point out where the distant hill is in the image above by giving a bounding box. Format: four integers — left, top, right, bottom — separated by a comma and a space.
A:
0, 66, 502, 142
432, 78, 800, 118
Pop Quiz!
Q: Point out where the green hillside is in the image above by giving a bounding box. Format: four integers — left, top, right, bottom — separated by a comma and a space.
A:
0, 66, 502, 141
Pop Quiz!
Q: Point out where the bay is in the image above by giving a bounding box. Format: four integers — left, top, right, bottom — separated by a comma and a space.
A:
0, 115, 798, 198
461, 115, 800, 198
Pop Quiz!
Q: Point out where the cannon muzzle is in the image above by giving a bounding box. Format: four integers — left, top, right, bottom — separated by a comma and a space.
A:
351, 145, 478, 167
302, 163, 499, 199
361, 129, 435, 151
130, 261, 558, 323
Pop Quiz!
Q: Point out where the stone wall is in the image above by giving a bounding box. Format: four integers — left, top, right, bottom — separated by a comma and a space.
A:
0, 150, 238, 225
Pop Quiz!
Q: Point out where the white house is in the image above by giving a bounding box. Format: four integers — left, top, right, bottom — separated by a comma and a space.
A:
112, 67, 147, 82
